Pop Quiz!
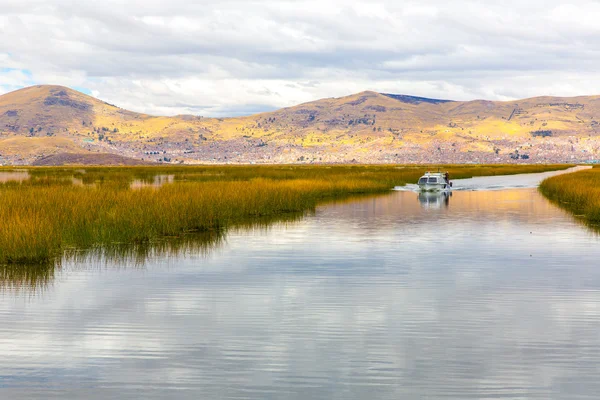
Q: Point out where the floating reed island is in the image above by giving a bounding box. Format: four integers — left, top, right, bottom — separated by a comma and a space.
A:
0, 164, 571, 265
539, 166, 600, 226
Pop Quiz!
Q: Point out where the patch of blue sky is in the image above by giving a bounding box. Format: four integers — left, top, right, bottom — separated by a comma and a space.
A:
73, 86, 92, 95
0, 68, 36, 93
0, 67, 33, 78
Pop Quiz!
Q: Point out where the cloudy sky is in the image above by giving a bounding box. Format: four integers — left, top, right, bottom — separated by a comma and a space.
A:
1, 0, 599, 116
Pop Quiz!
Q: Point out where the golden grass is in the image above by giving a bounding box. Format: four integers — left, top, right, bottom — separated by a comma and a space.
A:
0, 164, 572, 265
539, 167, 600, 225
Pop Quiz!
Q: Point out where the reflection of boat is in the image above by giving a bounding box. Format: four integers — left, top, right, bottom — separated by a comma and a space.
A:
417, 172, 452, 192
418, 191, 451, 209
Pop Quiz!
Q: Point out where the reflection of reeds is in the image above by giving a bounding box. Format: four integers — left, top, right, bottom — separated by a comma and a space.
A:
0, 205, 303, 291
540, 168, 600, 230
0, 164, 571, 267
0, 263, 56, 292
62, 229, 227, 267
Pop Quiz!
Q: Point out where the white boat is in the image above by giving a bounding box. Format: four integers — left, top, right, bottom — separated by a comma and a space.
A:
417, 172, 452, 192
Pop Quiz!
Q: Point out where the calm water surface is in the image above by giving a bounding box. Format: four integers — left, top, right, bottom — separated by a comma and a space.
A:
2, 170, 600, 399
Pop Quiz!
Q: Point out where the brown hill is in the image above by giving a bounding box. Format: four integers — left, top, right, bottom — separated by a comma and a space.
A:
32, 152, 154, 166
1, 85, 599, 165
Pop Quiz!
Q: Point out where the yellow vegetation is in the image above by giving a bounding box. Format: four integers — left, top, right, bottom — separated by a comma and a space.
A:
539, 167, 600, 225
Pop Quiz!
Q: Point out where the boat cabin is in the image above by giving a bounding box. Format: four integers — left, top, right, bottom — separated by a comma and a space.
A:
418, 176, 442, 185
417, 171, 452, 191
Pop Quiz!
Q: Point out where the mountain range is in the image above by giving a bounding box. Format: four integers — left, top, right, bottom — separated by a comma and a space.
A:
1, 85, 599, 165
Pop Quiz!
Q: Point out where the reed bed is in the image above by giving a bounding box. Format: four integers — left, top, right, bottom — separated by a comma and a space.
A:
539, 168, 600, 225
0, 164, 571, 265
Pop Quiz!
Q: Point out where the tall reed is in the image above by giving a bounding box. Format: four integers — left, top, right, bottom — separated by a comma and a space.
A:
539, 168, 600, 224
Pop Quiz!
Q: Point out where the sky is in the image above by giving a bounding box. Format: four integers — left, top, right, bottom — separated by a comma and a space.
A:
1, 0, 600, 117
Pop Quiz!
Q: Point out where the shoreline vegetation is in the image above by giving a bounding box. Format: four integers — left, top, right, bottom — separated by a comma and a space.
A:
539, 166, 600, 227
0, 164, 572, 266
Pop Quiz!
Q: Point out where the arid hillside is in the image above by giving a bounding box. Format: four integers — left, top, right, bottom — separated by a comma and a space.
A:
1, 85, 600, 164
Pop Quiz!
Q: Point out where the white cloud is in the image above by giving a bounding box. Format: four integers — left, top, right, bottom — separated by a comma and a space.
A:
1, 0, 600, 116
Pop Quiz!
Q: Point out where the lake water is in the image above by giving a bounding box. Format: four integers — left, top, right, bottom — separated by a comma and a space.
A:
0, 170, 29, 183
2, 168, 600, 399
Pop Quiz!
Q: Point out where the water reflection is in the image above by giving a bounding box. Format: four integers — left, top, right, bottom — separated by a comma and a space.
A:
418, 191, 451, 209
131, 174, 175, 189
62, 229, 226, 266
0, 213, 305, 292
0, 263, 55, 292
0, 170, 29, 183
2, 189, 600, 399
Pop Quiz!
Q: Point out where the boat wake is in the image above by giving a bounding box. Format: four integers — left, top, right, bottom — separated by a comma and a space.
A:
393, 166, 590, 192
394, 183, 421, 192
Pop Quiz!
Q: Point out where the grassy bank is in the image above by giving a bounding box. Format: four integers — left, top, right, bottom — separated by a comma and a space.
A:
539, 166, 600, 225
0, 164, 571, 265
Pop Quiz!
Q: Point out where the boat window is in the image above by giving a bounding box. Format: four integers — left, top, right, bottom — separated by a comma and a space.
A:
428, 177, 438, 183
418, 178, 428, 184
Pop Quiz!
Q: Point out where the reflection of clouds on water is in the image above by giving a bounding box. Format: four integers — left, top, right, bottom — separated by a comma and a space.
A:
2, 189, 600, 398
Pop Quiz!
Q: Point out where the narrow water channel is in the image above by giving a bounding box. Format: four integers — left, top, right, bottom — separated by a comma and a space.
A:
1, 169, 599, 399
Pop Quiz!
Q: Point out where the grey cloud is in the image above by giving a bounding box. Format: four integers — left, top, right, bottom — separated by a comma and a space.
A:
3, 0, 600, 116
